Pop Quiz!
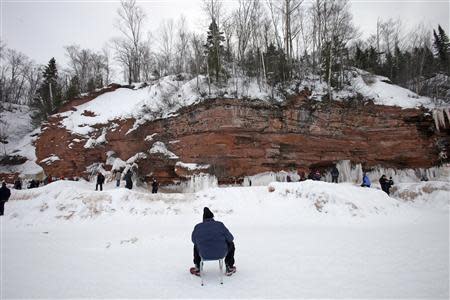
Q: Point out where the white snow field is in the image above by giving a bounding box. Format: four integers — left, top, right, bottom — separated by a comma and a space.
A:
1, 180, 449, 299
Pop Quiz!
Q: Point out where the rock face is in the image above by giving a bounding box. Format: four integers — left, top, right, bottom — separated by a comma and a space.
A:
35, 92, 450, 184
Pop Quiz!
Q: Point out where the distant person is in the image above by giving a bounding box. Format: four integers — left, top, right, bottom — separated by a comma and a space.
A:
152, 178, 159, 194
331, 166, 339, 183
0, 182, 11, 216
286, 175, 292, 182
249, 179, 252, 186
361, 173, 371, 187
124, 170, 133, 190
96, 172, 105, 191
115, 170, 122, 187
312, 170, 321, 181
299, 172, 306, 181
379, 175, 394, 195
14, 178, 22, 190
28, 179, 37, 189
190, 207, 236, 276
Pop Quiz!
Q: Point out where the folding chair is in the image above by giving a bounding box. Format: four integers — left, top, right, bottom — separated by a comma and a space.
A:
200, 257, 225, 286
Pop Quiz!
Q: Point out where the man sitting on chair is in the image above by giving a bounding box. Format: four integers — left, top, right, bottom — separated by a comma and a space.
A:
191, 207, 236, 276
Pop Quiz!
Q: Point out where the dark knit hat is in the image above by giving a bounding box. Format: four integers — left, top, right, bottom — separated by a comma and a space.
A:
203, 207, 214, 220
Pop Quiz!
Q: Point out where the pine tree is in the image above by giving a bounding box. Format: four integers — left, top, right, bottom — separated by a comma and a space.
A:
31, 58, 62, 125
204, 19, 225, 82
433, 25, 450, 74
264, 43, 289, 90
87, 77, 96, 92
65, 75, 81, 100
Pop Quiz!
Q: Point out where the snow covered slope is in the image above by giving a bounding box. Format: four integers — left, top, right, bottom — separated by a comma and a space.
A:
1, 180, 448, 298
57, 70, 449, 139
0, 103, 43, 177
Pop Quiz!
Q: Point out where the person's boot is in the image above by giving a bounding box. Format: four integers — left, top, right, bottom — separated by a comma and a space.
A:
189, 266, 200, 276
225, 265, 236, 276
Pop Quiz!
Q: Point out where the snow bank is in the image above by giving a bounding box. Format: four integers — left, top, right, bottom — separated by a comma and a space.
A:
6, 179, 442, 224
267, 181, 408, 218
392, 181, 450, 211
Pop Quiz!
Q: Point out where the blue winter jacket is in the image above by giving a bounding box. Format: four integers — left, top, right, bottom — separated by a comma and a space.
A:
362, 175, 371, 187
191, 219, 234, 260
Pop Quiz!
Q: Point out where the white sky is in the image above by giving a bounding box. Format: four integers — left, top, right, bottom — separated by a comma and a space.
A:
1, 0, 449, 65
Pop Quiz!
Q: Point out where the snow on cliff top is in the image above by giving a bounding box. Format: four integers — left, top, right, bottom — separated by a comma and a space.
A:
57, 70, 447, 137
347, 69, 435, 109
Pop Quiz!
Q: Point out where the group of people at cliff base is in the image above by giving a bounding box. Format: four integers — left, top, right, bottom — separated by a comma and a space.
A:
361, 173, 394, 195
96, 169, 159, 193
12, 175, 79, 191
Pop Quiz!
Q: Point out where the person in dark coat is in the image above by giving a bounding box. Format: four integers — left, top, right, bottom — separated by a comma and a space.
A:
28, 179, 37, 189
331, 167, 339, 183
191, 207, 236, 275
312, 170, 321, 181
286, 175, 291, 182
95, 172, 105, 191
124, 170, 133, 190
379, 175, 394, 195
0, 182, 11, 216
14, 178, 22, 190
151, 178, 159, 194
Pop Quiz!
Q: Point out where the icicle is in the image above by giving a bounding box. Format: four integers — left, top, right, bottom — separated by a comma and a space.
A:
445, 108, 450, 127
432, 108, 450, 132
433, 109, 441, 132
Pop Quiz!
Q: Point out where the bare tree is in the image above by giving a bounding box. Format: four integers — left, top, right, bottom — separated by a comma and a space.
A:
158, 19, 175, 76
189, 33, 205, 91
0, 47, 40, 105
175, 16, 190, 74
114, 0, 146, 83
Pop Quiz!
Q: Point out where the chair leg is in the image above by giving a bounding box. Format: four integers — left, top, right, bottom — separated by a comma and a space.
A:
219, 258, 224, 284
200, 260, 204, 286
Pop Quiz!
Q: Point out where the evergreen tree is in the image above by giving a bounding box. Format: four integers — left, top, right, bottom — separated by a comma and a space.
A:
65, 75, 81, 100
204, 19, 225, 82
31, 58, 62, 125
87, 77, 96, 92
354, 45, 367, 69
433, 25, 450, 73
265, 43, 288, 86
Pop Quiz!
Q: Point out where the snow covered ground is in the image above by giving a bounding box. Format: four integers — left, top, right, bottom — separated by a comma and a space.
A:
1, 180, 448, 298
0, 103, 43, 177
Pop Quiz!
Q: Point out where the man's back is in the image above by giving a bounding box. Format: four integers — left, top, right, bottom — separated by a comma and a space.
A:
192, 219, 233, 260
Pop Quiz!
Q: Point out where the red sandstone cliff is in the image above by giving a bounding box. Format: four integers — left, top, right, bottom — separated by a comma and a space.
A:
35, 91, 450, 184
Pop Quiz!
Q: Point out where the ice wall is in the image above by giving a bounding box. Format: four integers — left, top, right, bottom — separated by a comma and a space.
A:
432, 107, 450, 132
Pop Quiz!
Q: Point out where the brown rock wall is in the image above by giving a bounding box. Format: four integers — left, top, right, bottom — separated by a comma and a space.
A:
35, 94, 450, 184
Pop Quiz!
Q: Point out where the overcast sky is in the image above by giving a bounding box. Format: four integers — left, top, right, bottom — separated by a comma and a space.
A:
1, 0, 449, 65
